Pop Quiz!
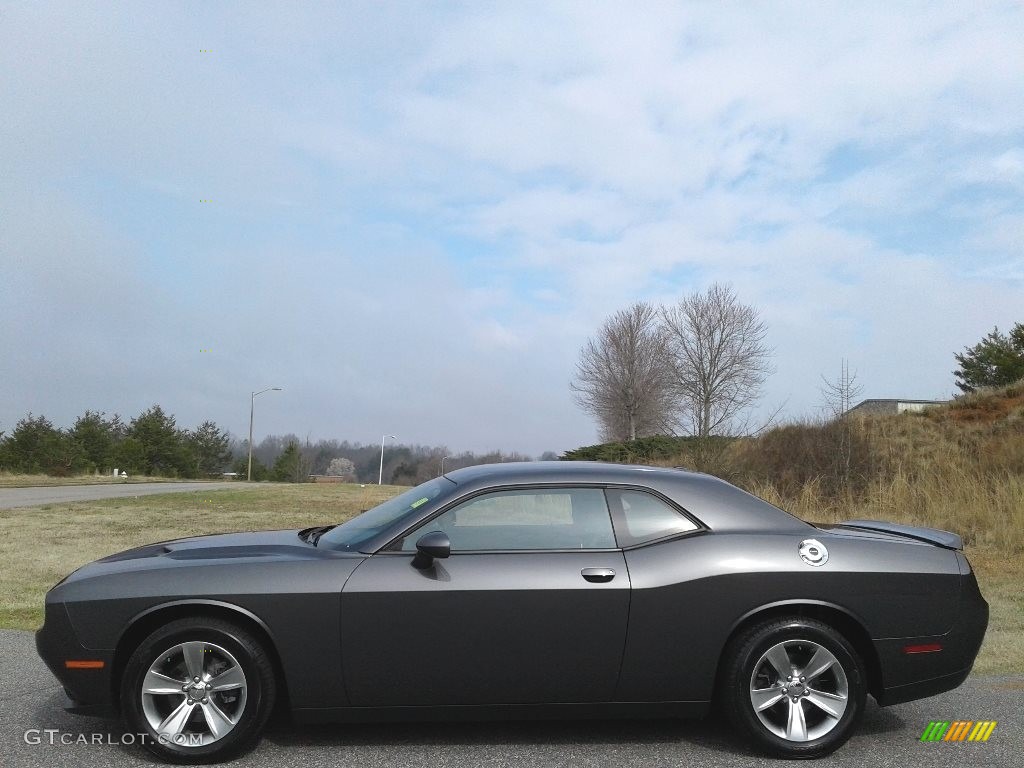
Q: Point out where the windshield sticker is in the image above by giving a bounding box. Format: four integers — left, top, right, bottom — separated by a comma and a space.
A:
410, 497, 429, 509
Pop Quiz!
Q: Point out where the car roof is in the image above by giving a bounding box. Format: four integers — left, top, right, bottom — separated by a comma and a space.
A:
444, 460, 694, 485
443, 461, 812, 534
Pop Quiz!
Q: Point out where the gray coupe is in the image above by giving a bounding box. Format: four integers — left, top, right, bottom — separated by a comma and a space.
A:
36, 462, 988, 763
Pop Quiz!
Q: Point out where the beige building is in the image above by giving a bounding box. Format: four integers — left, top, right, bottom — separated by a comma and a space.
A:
847, 398, 949, 416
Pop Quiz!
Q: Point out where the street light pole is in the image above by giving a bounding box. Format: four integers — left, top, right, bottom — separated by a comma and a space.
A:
379, 434, 396, 485
441, 455, 451, 476
248, 387, 282, 481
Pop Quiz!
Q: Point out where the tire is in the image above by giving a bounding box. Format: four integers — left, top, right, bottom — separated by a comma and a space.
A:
720, 616, 866, 759
120, 617, 277, 764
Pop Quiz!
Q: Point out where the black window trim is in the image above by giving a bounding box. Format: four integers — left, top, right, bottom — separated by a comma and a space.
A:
605, 485, 709, 550
374, 481, 709, 555
377, 482, 621, 554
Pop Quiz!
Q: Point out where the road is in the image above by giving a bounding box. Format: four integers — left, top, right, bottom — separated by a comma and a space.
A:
0, 631, 1019, 768
0, 483, 248, 510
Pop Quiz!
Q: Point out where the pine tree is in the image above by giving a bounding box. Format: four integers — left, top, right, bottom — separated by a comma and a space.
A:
954, 323, 1024, 393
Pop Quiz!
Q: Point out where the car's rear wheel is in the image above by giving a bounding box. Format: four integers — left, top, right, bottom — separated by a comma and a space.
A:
120, 617, 276, 764
720, 616, 866, 758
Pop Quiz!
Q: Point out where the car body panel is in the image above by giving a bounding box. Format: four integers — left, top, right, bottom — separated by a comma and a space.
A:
341, 550, 630, 705
615, 531, 961, 701
35, 461, 988, 725
51, 530, 367, 710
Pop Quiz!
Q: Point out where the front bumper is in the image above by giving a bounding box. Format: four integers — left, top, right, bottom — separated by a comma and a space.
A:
35, 601, 117, 717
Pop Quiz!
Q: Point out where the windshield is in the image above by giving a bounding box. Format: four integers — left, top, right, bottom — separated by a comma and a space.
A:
317, 477, 457, 551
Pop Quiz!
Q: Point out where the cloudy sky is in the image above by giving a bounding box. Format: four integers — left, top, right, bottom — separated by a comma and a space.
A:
1, 2, 1022, 455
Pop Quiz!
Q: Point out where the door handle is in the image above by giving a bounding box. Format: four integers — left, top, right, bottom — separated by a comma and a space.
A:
581, 567, 616, 583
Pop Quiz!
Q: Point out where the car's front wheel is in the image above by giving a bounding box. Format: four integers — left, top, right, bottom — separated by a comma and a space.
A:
120, 617, 276, 764
720, 616, 866, 758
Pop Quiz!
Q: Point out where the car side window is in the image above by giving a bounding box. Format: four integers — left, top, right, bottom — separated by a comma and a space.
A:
607, 489, 698, 547
400, 488, 616, 551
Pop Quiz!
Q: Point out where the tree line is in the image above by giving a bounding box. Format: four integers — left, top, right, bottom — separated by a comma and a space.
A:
0, 406, 555, 484
243, 435, 551, 485
6, 318, 1015, 482
0, 406, 231, 478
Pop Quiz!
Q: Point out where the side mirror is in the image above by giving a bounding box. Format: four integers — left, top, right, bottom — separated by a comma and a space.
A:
412, 530, 451, 569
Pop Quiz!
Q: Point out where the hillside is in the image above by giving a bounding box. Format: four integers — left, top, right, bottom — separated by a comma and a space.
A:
566, 380, 1024, 553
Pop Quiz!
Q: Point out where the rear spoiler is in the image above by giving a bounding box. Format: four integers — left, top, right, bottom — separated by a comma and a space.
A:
839, 520, 963, 550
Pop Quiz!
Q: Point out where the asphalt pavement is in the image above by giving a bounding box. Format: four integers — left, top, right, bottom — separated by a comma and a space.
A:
0, 483, 248, 510
1, 630, 1020, 767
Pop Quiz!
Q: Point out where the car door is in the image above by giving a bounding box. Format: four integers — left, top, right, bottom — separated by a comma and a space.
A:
340, 486, 630, 707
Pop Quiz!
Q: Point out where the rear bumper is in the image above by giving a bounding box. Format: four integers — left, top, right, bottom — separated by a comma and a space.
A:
877, 667, 972, 706
35, 601, 117, 718
874, 563, 989, 706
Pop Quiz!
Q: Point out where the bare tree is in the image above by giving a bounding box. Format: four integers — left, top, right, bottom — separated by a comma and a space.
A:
819, 360, 865, 487
820, 359, 864, 418
571, 302, 674, 442
661, 283, 772, 437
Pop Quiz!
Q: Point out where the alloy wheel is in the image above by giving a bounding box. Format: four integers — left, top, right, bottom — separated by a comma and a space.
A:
140, 640, 248, 747
748, 639, 849, 742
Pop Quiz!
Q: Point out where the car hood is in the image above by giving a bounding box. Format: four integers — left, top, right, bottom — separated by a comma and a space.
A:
57, 529, 356, 586
96, 529, 313, 562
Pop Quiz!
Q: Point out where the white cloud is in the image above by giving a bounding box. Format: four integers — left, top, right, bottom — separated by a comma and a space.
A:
2, 1, 1023, 452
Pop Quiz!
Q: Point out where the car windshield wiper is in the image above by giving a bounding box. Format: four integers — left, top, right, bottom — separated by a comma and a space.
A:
298, 526, 333, 545
307, 525, 337, 547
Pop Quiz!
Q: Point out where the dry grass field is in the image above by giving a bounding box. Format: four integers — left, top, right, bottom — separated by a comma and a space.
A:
0, 480, 1018, 674
0, 483, 398, 629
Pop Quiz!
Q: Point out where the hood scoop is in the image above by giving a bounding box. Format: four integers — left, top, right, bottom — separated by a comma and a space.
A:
97, 544, 172, 563
166, 545, 288, 561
